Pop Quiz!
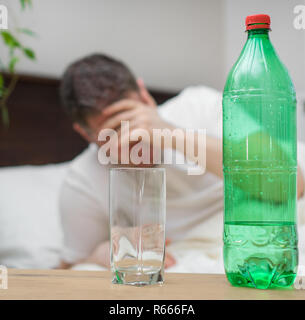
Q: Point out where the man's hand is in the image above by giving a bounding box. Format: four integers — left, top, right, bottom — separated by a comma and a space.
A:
85, 239, 176, 269
164, 238, 176, 269
101, 99, 170, 149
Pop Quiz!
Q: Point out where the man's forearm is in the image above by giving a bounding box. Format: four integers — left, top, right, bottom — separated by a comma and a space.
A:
57, 241, 111, 270
169, 125, 223, 178
297, 166, 305, 199
205, 135, 223, 178
169, 126, 304, 199
84, 240, 110, 268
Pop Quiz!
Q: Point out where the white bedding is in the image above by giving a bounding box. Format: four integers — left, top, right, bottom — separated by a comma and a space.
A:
0, 163, 304, 274
0, 163, 68, 268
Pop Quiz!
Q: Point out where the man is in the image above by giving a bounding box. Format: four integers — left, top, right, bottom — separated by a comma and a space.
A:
58, 53, 305, 270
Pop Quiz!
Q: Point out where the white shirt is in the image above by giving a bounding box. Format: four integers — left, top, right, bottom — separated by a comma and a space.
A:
59, 86, 223, 263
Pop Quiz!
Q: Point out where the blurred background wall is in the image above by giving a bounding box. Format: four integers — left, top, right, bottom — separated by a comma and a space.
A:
2, 0, 225, 92
1, 0, 305, 140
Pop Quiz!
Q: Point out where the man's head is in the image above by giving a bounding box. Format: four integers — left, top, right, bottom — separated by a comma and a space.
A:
60, 53, 155, 143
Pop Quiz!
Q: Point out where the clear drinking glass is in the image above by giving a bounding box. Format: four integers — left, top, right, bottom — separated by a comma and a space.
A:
109, 167, 166, 286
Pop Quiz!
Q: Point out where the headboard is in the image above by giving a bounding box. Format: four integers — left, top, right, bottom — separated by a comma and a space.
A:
0, 74, 176, 167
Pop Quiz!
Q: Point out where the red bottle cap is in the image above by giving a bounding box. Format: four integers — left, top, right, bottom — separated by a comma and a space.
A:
246, 14, 271, 31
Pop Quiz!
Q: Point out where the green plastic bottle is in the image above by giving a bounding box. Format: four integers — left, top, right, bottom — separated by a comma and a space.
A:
223, 14, 298, 289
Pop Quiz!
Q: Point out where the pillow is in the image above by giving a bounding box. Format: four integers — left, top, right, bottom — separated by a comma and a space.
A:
0, 163, 68, 269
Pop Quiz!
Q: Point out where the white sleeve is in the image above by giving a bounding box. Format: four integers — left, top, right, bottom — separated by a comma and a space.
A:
158, 86, 223, 139
59, 176, 108, 264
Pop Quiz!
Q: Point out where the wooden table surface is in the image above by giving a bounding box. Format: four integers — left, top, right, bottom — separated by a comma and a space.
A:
0, 269, 304, 300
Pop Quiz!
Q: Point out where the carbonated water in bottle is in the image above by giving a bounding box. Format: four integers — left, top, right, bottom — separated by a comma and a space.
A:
223, 14, 298, 289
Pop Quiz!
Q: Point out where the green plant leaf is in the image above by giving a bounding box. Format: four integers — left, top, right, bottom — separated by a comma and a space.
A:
23, 48, 35, 60
1, 31, 21, 49
20, 0, 32, 10
17, 28, 37, 37
20, 0, 25, 10
9, 57, 19, 73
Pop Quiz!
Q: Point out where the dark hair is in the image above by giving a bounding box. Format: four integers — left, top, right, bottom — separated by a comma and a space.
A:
60, 53, 138, 125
